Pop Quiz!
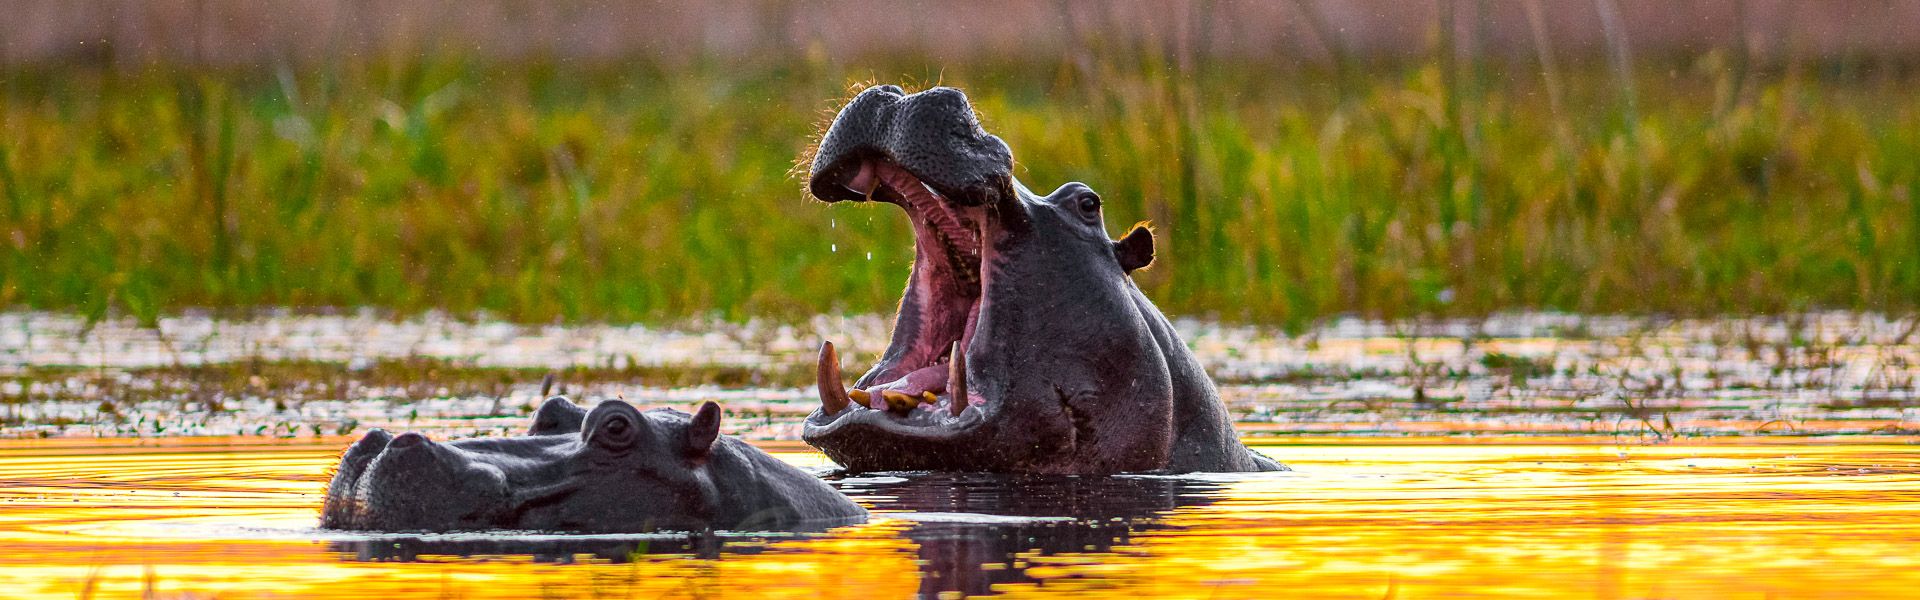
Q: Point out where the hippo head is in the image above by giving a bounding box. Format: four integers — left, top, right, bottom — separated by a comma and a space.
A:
322, 400, 733, 532
803, 86, 1175, 474
510, 400, 726, 532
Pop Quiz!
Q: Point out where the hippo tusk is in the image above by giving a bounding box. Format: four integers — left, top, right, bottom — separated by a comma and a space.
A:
948, 341, 967, 416
817, 341, 851, 414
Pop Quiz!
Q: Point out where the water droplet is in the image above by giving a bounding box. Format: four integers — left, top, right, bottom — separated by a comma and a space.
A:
831, 244, 837, 253
866, 252, 872, 261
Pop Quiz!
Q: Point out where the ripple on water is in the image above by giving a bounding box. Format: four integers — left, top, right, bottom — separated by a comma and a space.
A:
3, 438, 1919, 598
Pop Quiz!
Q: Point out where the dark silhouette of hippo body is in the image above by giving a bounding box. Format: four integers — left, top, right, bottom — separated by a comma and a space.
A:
321, 398, 868, 532
803, 85, 1286, 474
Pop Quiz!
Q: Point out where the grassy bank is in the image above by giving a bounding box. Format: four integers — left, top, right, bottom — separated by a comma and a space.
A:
2, 57, 1917, 328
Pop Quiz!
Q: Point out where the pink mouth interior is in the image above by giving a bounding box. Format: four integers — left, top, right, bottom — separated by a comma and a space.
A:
849, 161, 988, 412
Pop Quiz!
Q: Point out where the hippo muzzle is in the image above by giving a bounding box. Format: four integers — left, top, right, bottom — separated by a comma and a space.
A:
808, 85, 1016, 209
324, 430, 514, 531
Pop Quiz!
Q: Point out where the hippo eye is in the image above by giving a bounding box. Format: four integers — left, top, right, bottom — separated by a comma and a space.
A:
589, 415, 637, 451
1075, 193, 1102, 220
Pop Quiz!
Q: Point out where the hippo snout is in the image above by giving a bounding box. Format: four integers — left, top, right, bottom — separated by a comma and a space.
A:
807, 85, 1014, 206
332, 431, 510, 531
388, 432, 427, 448
320, 428, 394, 528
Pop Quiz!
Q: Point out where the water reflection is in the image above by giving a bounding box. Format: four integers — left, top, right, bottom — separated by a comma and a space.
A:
842, 472, 1223, 518
847, 472, 1227, 597
327, 470, 1230, 597
7, 439, 1920, 599
330, 533, 751, 562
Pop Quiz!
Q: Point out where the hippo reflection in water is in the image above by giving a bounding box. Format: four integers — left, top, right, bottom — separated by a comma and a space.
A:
320, 395, 867, 532
333, 469, 1232, 599
803, 85, 1286, 474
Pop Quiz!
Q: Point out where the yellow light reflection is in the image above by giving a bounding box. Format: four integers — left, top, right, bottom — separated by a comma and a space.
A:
0, 438, 1916, 598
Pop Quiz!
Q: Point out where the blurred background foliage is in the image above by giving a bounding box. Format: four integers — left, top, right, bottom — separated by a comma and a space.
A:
2, 1, 1917, 330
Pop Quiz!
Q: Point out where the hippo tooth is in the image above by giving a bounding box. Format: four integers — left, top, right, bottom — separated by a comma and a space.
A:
816, 341, 851, 414
879, 390, 916, 412
846, 160, 880, 198
948, 341, 967, 416
849, 389, 872, 407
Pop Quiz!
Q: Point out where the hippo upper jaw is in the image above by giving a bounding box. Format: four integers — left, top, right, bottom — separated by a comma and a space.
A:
807, 85, 1016, 211
325, 430, 517, 531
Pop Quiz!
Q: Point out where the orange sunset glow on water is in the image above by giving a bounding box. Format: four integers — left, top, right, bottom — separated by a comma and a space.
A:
12, 1, 1920, 598
1, 437, 1915, 599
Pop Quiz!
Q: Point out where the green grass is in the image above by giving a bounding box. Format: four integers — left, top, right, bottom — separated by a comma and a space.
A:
2, 57, 1917, 329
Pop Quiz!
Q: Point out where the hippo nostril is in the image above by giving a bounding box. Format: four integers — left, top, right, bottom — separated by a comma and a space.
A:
390, 432, 428, 449
351, 428, 394, 451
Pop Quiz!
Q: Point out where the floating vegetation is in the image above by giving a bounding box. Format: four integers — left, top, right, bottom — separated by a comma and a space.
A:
2, 311, 1914, 441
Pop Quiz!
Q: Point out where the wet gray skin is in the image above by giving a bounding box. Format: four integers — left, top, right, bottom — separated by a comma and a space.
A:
321, 397, 868, 532
802, 85, 1286, 474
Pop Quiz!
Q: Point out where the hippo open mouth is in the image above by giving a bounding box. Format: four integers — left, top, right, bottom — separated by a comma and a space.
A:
817, 160, 991, 420
805, 86, 1021, 436
802, 85, 1283, 474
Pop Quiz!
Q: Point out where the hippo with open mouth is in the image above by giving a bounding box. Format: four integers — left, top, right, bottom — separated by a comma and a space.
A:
321, 395, 868, 532
802, 85, 1285, 474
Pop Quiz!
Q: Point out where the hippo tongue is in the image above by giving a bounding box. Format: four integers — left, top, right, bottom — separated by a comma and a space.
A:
818, 339, 979, 416
866, 364, 949, 402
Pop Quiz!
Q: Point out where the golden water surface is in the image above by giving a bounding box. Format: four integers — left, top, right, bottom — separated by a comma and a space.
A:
0, 437, 1916, 599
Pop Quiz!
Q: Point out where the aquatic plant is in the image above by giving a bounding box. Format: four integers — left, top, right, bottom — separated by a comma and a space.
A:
2, 58, 1917, 328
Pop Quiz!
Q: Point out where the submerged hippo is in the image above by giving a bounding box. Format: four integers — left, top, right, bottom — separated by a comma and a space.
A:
321, 396, 867, 532
802, 85, 1285, 474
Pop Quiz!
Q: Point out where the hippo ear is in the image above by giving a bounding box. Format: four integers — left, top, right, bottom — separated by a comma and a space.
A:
528, 396, 588, 435
685, 401, 722, 456
1113, 221, 1155, 273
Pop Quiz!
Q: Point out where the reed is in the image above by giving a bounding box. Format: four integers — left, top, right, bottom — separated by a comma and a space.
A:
1, 57, 1915, 329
